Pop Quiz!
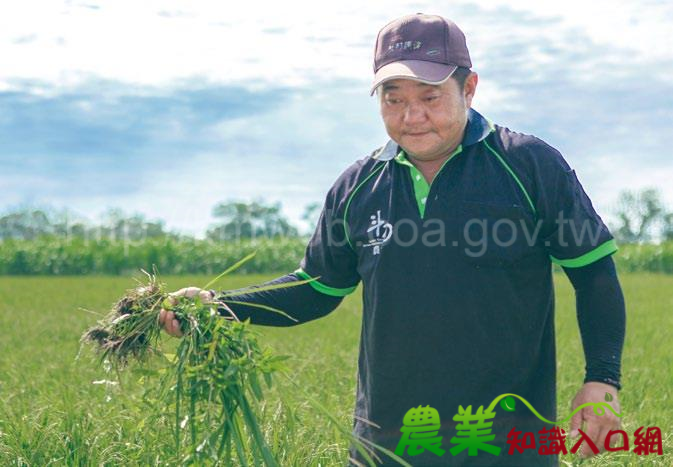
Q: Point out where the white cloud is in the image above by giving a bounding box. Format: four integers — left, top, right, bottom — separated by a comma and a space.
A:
3, 1, 671, 90
1, 1, 671, 236
493, 0, 673, 61
584, 152, 673, 219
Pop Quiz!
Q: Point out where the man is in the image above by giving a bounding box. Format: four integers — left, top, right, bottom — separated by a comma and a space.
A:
160, 14, 625, 466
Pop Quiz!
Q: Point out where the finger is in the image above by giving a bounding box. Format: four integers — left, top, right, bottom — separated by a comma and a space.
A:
169, 287, 201, 299
167, 289, 186, 302
198, 289, 214, 304
569, 405, 583, 439
162, 310, 176, 328
583, 419, 601, 457
169, 318, 183, 337
605, 413, 620, 448
159, 310, 173, 328
163, 294, 178, 308
160, 311, 177, 334
596, 426, 610, 453
185, 287, 202, 298
608, 425, 620, 448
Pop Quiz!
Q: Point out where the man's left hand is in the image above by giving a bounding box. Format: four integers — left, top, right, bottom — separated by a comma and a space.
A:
569, 381, 621, 457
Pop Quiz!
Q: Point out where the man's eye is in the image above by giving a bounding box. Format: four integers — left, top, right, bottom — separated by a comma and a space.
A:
424, 95, 440, 102
385, 98, 402, 105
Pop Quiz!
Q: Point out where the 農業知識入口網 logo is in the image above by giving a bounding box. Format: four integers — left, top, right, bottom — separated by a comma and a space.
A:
363, 209, 393, 255
394, 394, 663, 460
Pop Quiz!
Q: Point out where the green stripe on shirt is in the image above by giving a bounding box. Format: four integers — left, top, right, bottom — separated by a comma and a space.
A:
550, 239, 618, 268
294, 269, 358, 297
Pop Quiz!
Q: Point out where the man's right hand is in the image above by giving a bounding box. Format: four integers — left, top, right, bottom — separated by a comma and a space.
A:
158, 287, 215, 338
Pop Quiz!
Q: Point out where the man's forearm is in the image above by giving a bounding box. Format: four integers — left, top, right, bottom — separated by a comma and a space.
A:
214, 273, 344, 326
563, 255, 626, 389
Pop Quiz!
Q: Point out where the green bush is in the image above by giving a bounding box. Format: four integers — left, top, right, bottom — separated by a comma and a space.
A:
0, 236, 307, 275
613, 242, 673, 274
2, 237, 673, 275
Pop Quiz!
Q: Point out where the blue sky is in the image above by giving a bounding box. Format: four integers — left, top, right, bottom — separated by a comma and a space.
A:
1, 0, 672, 235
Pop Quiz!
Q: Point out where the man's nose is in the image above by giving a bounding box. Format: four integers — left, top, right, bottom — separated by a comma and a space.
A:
403, 101, 427, 124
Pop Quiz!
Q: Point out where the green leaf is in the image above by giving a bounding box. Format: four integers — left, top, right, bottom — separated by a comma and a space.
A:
263, 372, 273, 389
248, 373, 263, 401
163, 353, 177, 363
207, 320, 225, 362
202, 251, 257, 290
226, 413, 249, 467
221, 300, 298, 322
500, 396, 516, 412
237, 393, 279, 467
223, 365, 239, 379
220, 277, 318, 297
605, 392, 613, 402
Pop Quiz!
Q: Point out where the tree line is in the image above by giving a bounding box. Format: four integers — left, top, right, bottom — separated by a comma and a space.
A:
1, 189, 671, 244
1, 190, 673, 275
0, 200, 322, 243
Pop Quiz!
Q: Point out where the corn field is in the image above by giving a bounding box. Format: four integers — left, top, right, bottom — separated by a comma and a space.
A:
0, 237, 307, 275
1, 237, 673, 275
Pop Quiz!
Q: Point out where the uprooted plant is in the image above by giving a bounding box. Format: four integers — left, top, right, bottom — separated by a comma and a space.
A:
81, 253, 410, 466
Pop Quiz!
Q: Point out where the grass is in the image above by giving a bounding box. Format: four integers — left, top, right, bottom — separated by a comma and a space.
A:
0, 272, 671, 465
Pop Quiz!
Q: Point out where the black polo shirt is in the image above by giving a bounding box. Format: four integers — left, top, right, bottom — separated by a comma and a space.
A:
297, 109, 617, 466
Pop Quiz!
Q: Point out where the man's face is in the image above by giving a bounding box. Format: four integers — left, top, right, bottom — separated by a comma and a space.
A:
379, 75, 476, 162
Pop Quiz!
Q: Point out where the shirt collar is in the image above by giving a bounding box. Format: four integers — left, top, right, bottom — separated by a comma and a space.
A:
372, 108, 494, 161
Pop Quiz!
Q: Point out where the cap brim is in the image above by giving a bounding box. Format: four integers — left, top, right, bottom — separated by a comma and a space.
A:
370, 61, 458, 96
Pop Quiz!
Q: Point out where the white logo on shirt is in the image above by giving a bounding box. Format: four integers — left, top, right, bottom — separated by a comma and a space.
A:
364, 210, 393, 255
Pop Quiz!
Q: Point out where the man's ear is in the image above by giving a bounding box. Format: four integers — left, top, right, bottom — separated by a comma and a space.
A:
464, 72, 478, 108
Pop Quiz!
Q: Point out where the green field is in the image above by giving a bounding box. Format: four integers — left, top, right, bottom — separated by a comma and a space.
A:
0, 273, 671, 466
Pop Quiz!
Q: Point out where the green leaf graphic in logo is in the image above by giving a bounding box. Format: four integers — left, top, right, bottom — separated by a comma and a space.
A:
605, 392, 613, 402
500, 396, 516, 412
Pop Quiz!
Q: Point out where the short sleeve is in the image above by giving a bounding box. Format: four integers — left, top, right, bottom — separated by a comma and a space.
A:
538, 157, 617, 268
296, 187, 361, 296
